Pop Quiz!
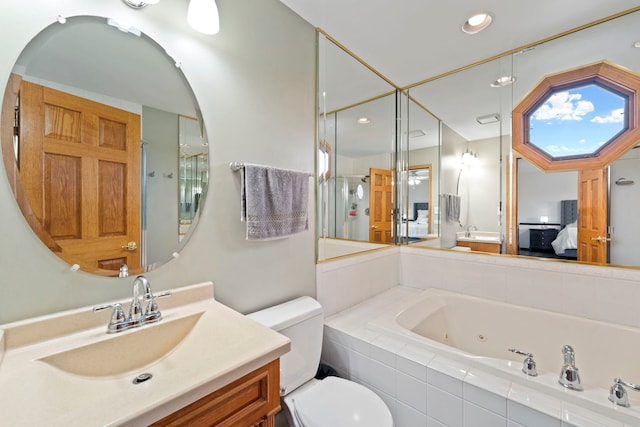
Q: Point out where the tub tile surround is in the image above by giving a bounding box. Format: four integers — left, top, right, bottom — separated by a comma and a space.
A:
317, 247, 640, 426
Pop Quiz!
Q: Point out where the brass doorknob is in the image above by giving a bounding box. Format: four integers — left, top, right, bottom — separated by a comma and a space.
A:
122, 241, 138, 251
370, 225, 379, 229
590, 236, 611, 242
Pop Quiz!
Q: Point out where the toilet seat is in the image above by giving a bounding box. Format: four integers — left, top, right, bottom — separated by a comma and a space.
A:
284, 376, 393, 427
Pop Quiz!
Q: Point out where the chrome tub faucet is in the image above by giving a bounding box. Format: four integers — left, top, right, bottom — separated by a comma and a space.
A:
558, 345, 583, 391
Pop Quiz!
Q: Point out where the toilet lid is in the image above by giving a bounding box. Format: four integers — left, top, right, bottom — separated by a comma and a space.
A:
287, 376, 393, 427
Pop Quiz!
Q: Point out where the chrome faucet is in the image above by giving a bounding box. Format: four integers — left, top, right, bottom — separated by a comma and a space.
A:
465, 225, 478, 237
558, 345, 583, 391
93, 275, 171, 333
609, 378, 640, 407
508, 348, 538, 376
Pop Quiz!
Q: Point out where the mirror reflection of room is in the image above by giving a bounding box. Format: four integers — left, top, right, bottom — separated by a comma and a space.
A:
2, 16, 208, 276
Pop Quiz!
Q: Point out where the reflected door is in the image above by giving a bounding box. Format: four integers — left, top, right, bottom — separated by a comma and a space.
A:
577, 168, 609, 263
369, 168, 393, 243
19, 80, 141, 275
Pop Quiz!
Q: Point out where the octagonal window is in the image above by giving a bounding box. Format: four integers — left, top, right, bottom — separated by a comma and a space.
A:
527, 82, 628, 160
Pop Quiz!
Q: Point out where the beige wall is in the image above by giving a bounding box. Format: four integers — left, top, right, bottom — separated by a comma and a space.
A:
0, 0, 317, 322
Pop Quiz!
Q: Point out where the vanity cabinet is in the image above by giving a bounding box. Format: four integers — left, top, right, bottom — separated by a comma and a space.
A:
455, 240, 501, 254
151, 359, 280, 427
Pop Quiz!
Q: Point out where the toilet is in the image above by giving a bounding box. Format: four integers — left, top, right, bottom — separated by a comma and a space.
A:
248, 296, 394, 427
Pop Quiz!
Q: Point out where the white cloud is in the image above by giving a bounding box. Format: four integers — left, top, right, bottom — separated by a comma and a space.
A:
532, 91, 594, 121
591, 107, 625, 124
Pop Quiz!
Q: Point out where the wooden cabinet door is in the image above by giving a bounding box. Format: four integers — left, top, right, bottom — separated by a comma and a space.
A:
19, 80, 140, 274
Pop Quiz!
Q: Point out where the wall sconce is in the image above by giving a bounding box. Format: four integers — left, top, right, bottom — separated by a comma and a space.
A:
461, 149, 478, 167
122, 0, 220, 35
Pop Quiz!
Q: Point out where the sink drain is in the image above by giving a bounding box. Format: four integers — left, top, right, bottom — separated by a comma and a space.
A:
133, 373, 153, 384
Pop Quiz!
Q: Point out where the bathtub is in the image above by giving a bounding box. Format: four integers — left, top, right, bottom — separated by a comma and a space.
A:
330, 286, 640, 424
389, 289, 640, 391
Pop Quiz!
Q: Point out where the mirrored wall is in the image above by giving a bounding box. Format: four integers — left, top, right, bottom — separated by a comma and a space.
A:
318, 7, 640, 269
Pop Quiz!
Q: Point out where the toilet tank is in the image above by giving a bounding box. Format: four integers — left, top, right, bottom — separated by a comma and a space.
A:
247, 296, 324, 395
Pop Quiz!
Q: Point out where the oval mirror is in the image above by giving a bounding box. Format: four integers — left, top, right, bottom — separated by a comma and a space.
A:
1, 16, 208, 276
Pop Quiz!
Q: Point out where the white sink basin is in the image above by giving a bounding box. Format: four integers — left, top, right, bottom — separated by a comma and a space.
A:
39, 312, 204, 377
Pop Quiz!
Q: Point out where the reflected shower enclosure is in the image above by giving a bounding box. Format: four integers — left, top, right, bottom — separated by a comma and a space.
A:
322, 176, 370, 241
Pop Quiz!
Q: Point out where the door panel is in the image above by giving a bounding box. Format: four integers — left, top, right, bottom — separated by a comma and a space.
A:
369, 168, 393, 243
577, 168, 608, 263
19, 80, 141, 275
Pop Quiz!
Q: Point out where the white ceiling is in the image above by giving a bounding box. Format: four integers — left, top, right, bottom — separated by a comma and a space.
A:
281, 0, 640, 88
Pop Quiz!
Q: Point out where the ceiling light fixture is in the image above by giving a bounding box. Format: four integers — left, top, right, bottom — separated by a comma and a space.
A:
187, 0, 220, 35
356, 117, 371, 124
462, 12, 493, 34
490, 75, 516, 87
476, 113, 500, 124
633, 41, 640, 48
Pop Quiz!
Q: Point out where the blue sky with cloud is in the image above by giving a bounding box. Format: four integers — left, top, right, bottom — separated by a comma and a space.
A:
529, 83, 626, 157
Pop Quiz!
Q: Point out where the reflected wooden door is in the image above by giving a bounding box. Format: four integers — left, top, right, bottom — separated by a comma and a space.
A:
369, 168, 393, 243
20, 80, 141, 275
577, 168, 608, 263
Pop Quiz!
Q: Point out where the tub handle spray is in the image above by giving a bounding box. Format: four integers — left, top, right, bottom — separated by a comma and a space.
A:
508, 348, 538, 376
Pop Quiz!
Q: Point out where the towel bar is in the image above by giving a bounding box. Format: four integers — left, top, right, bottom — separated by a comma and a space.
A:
229, 162, 313, 177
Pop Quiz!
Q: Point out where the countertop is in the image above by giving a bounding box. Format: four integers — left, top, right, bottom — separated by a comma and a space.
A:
0, 282, 290, 426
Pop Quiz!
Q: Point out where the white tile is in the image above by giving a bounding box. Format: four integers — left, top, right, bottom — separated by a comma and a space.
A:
427, 384, 463, 427
396, 400, 428, 427
561, 402, 624, 427
427, 356, 468, 397
507, 401, 561, 427
369, 334, 405, 367
396, 343, 433, 382
427, 416, 448, 427
368, 358, 397, 397
397, 371, 427, 414
508, 383, 562, 421
463, 382, 508, 418
348, 349, 371, 384
464, 401, 507, 427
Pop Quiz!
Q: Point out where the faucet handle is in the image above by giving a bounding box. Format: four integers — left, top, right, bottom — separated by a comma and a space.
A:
93, 303, 128, 333
508, 348, 538, 376
609, 378, 640, 407
144, 290, 172, 323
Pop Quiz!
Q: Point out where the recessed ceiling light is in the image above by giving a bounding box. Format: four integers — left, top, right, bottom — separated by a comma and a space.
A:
462, 12, 493, 34
408, 129, 426, 138
490, 75, 516, 87
633, 41, 640, 48
357, 117, 371, 124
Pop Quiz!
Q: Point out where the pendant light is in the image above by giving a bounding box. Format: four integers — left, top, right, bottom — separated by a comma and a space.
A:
187, 0, 220, 35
